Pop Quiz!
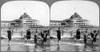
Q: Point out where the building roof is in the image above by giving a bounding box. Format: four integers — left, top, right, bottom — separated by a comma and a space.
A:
62, 19, 73, 23
19, 12, 31, 19
63, 19, 71, 21
50, 20, 62, 22
70, 12, 82, 19
19, 12, 38, 22
1, 21, 16, 23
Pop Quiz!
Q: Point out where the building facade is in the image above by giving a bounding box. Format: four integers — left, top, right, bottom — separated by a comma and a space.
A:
1, 21, 17, 28
19, 13, 39, 27
1, 13, 39, 28
50, 12, 89, 28
70, 13, 89, 27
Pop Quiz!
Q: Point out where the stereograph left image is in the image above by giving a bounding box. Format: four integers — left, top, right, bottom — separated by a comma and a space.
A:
1, 1, 50, 52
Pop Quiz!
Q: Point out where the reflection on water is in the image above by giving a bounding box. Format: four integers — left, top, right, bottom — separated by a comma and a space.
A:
42, 46, 47, 52
33, 44, 37, 52
83, 45, 87, 52
2, 39, 99, 52
25, 46, 30, 52
74, 45, 79, 52
92, 46, 97, 52
6, 43, 98, 52
57, 44, 60, 51
7, 44, 11, 51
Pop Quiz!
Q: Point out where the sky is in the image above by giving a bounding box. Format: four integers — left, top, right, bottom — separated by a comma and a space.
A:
1, 1, 49, 26
51, 1, 99, 26
1, 1, 99, 26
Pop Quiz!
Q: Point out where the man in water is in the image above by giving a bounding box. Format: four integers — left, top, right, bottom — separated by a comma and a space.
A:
26, 29, 31, 42
92, 30, 98, 45
34, 29, 38, 44
7, 28, 13, 43
76, 29, 81, 42
57, 27, 61, 43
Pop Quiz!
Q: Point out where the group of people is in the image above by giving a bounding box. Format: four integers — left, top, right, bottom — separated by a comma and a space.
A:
7, 28, 50, 45
7, 27, 99, 46
31, 28, 50, 44
75, 29, 99, 45
53, 27, 99, 46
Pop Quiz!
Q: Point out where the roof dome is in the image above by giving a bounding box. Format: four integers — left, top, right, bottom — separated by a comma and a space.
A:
70, 12, 82, 19
19, 12, 31, 19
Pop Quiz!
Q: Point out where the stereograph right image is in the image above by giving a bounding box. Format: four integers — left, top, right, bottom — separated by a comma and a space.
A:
50, 1, 99, 52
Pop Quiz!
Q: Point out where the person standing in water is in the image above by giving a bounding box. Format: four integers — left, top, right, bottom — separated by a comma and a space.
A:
7, 28, 12, 43
92, 30, 98, 45
57, 27, 61, 43
84, 30, 88, 45
43, 30, 48, 45
26, 29, 31, 42
40, 30, 44, 40
76, 29, 81, 42
34, 29, 38, 44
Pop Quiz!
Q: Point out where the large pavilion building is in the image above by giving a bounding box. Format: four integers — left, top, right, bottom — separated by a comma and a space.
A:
1, 12, 98, 29
50, 12, 90, 28
1, 13, 39, 28
19, 13, 39, 27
